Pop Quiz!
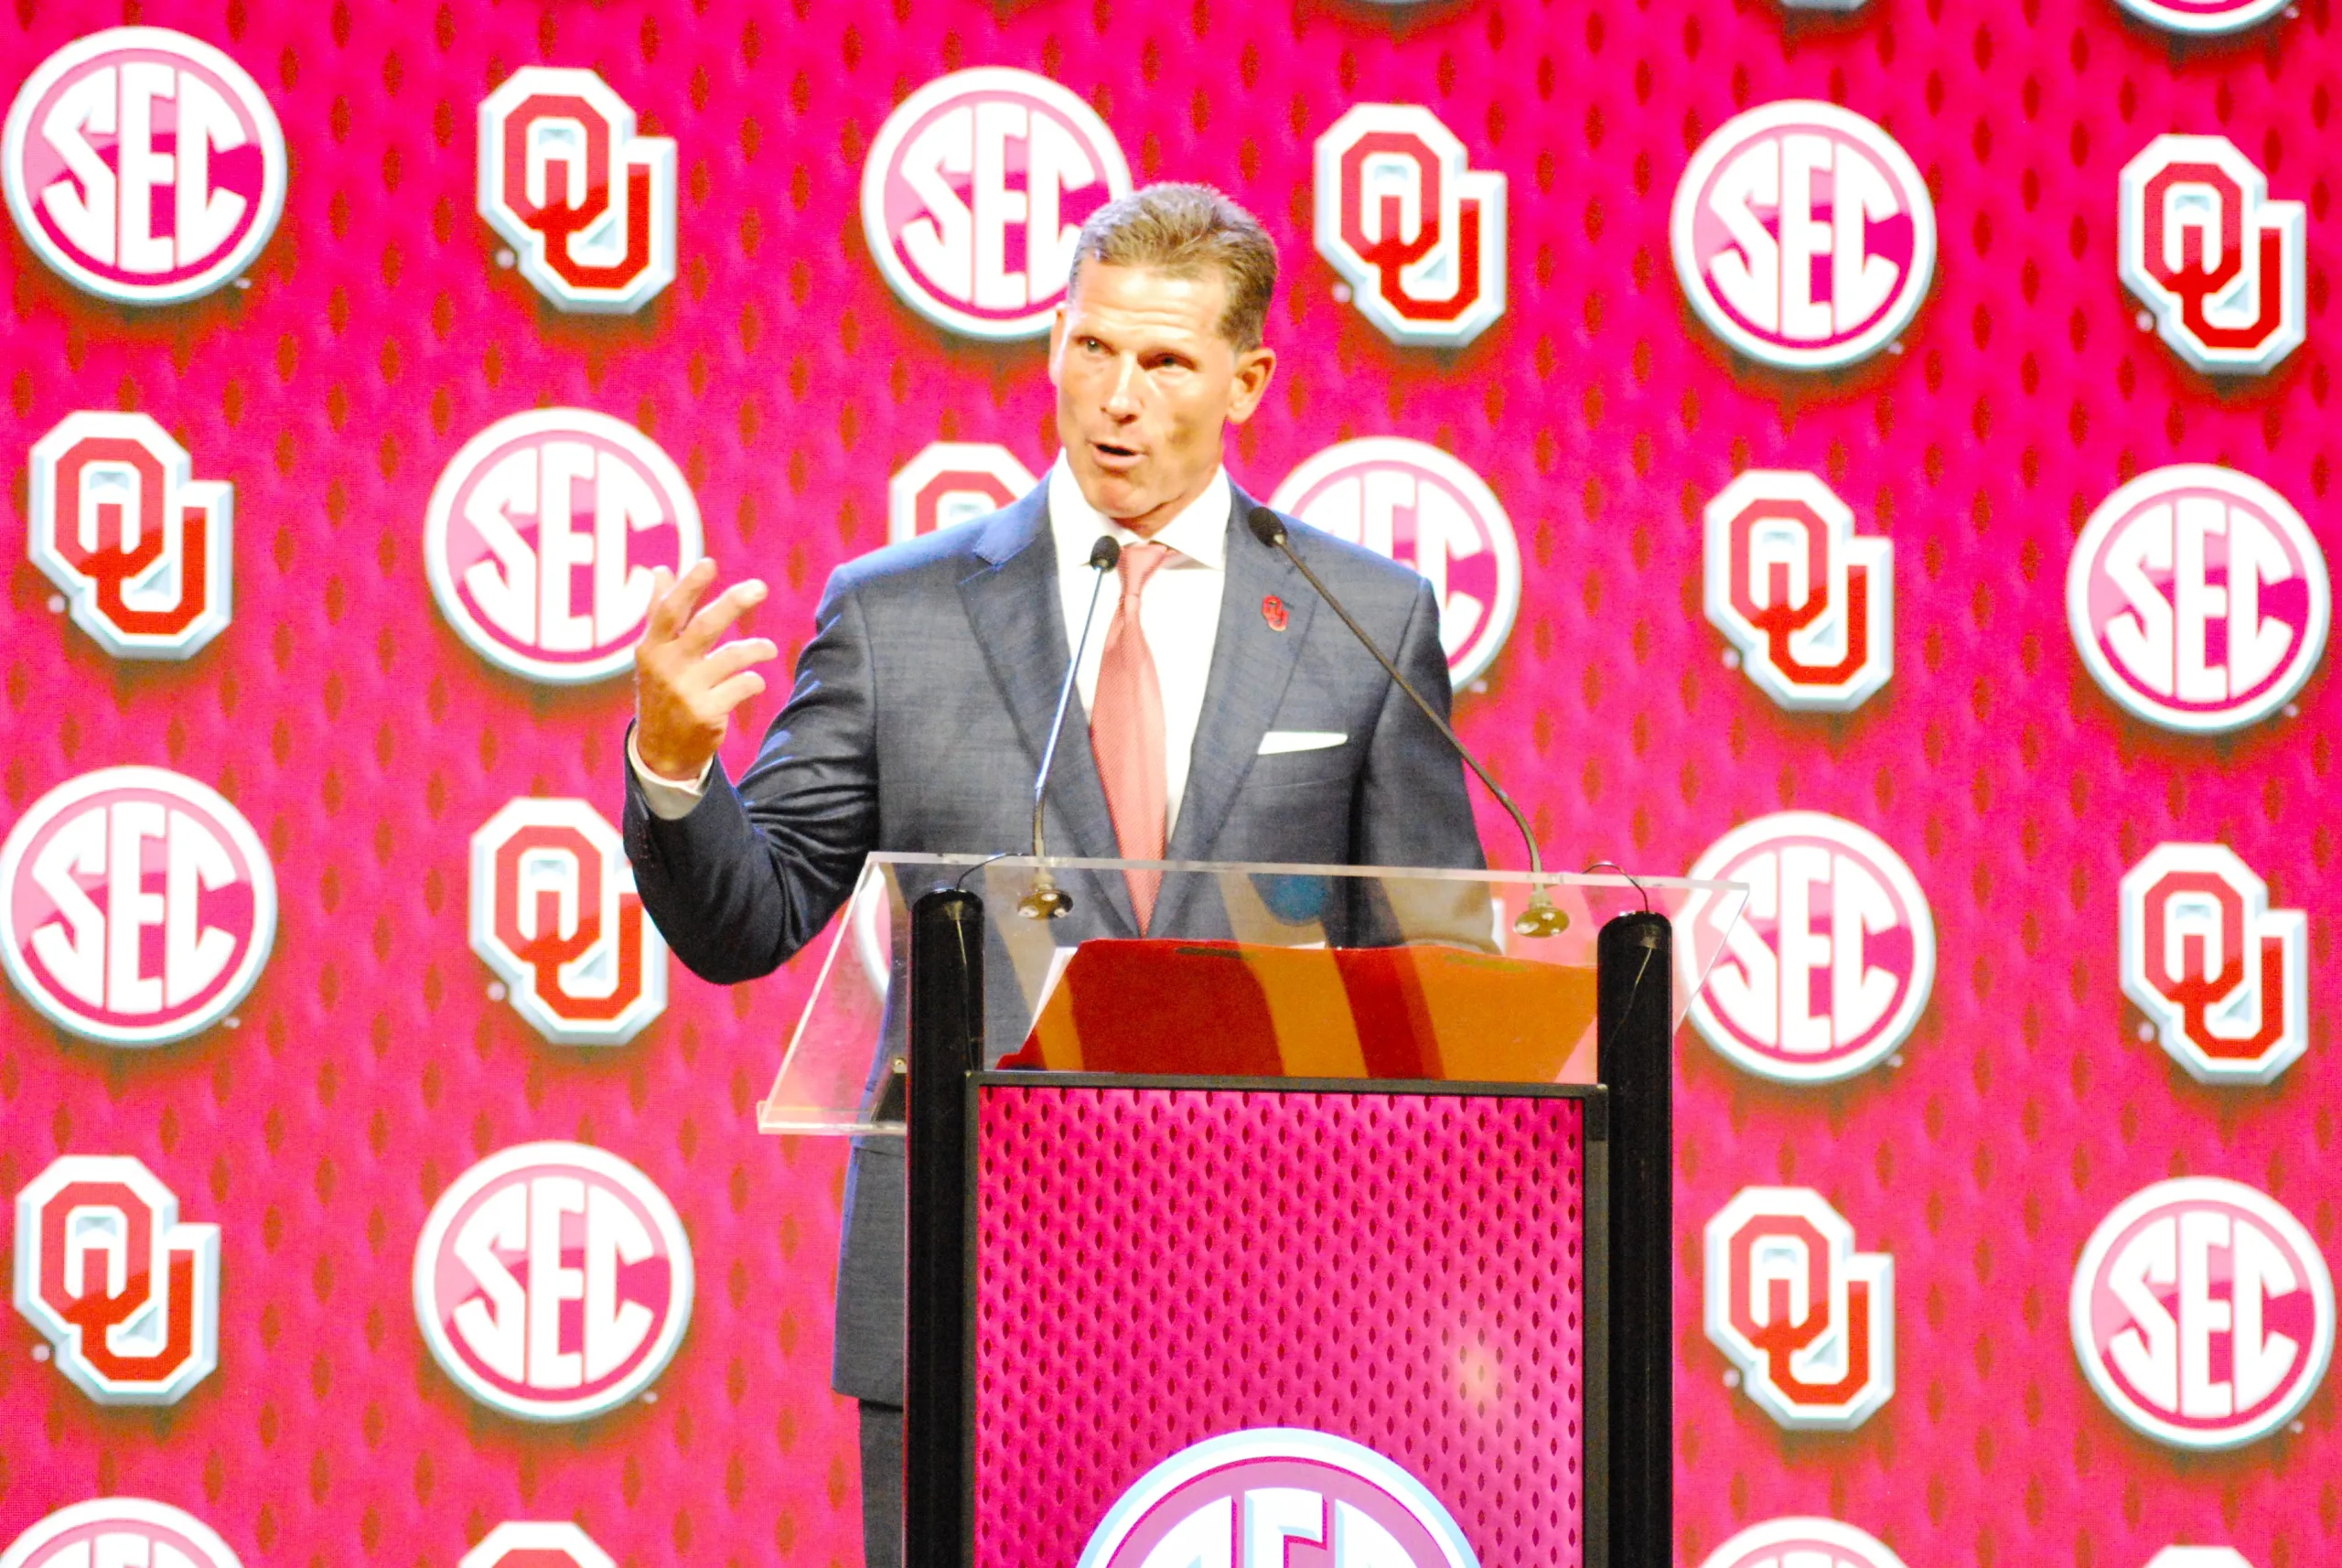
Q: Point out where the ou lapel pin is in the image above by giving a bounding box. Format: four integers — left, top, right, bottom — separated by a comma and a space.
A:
1262, 594, 1288, 631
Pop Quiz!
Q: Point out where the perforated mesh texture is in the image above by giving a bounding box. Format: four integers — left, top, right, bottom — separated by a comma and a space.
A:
969, 1085, 1586, 1567
0, 0, 2335, 1564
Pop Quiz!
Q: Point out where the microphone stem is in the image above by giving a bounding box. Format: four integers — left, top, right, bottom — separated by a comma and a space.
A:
1271, 536, 1547, 886
1032, 558, 1117, 861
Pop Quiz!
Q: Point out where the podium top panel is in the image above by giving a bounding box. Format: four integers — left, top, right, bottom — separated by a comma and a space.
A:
759, 854, 1747, 1135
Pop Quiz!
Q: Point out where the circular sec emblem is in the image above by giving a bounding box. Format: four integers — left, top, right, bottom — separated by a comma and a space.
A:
1681, 811, 1935, 1084
2115, 0, 2287, 34
861, 68, 1133, 339
0, 1498, 243, 1568
2068, 465, 2327, 735
424, 409, 704, 684
414, 1141, 693, 1422
1078, 1429, 1479, 1568
2071, 1176, 2333, 1450
1698, 1517, 1909, 1568
0, 766, 275, 1047
4, 27, 286, 305
1671, 101, 1935, 370
1268, 437, 1521, 686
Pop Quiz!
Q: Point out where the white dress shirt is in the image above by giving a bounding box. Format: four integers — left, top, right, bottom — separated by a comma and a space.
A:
629, 456, 1232, 832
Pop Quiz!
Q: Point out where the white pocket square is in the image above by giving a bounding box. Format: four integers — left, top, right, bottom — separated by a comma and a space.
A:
1258, 730, 1346, 756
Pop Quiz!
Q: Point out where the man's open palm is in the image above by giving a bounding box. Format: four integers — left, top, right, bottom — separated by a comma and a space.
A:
632, 559, 779, 781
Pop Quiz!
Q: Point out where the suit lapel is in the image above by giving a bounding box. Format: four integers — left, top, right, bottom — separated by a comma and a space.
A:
956, 484, 1138, 933
1164, 484, 1316, 868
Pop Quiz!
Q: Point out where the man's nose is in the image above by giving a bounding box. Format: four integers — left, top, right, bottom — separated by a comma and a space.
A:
1102, 355, 1144, 417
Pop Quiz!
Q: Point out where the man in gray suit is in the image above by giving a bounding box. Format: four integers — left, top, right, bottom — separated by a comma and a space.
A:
620, 184, 1483, 1565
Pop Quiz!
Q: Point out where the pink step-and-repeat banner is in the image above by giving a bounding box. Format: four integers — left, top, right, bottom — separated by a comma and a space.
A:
1, 1, 2332, 1564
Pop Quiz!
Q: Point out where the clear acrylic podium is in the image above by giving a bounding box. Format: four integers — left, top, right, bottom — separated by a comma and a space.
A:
762, 854, 1747, 1568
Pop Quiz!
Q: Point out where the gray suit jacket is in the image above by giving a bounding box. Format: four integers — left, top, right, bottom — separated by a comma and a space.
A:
621, 478, 1485, 1403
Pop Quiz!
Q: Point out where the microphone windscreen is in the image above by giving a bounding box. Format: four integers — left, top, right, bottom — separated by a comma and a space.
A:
1088, 535, 1122, 570
1245, 505, 1287, 547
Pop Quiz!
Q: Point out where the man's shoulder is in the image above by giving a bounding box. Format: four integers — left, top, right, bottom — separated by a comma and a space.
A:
824, 487, 1047, 604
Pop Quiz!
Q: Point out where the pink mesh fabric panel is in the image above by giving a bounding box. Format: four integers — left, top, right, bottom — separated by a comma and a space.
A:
968, 1084, 1587, 1567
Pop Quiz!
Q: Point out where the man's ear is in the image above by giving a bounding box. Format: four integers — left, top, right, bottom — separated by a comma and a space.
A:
1224, 345, 1277, 424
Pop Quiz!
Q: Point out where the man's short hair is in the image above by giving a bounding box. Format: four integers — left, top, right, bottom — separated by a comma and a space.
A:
1068, 183, 1278, 351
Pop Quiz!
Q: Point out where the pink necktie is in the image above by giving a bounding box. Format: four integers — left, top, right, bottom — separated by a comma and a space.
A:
1090, 542, 1173, 930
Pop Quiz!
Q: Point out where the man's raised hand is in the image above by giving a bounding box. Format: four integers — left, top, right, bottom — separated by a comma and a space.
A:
631, 560, 780, 782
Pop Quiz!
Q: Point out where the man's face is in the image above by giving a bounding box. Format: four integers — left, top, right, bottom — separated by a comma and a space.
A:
1047, 262, 1275, 535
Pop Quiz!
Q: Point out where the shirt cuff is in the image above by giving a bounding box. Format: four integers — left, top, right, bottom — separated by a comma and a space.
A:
628, 730, 714, 822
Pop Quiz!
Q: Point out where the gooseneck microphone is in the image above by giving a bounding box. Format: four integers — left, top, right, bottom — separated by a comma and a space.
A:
1018, 534, 1123, 920
1245, 505, 1569, 938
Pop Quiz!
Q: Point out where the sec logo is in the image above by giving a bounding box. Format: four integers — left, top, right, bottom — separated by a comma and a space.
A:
1705, 1188, 1895, 1430
1313, 103, 1507, 348
2071, 1176, 2332, 1449
460, 1522, 615, 1568
2115, 0, 2287, 34
2120, 844, 2306, 1086
0, 766, 275, 1047
414, 1141, 693, 1422
860, 67, 1133, 339
28, 411, 234, 660
425, 408, 704, 683
1267, 437, 1520, 686
478, 67, 676, 315
0, 1499, 243, 1568
1696, 1517, 1909, 1568
470, 799, 667, 1047
2068, 465, 2327, 735
1077, 1428, 1478, 1568
1682, 811, 1934, 1084
1704, 470, 1893, 712
13, 1155, 220, 1406
2120, 134, 2304, 376
888, 441, 1038, 543
3, 27, 285, 305
1672, 101, 1934, 371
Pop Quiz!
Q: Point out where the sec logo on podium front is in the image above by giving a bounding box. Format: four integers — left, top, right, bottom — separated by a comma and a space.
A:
469, 798, 668, 1047
2071, 1176, 2333, 1450
2120, 844, 2307, 1086
1681, 811, 1935, 1084
1672, 101, 1935, 371
1696, 1517, 1909, 1568
861, 68, 1132, 339
0, 1499, 243, 1568
3, 27, 285, 305
0, 766, 276, 1047
414, 1142, 693, 1422
1077, 1428, 1478, 1568
424, 408, 704, 684
478, 66, 677, 315
2068, 465, 2327, 735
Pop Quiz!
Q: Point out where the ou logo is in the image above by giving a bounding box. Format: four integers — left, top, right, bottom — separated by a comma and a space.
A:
460, 1523, 614, 1568
2, 27, 285, 305
1704, 1188, 1896, 1431
861, 67, 1132, 339
1079, 1429, 1479, 1568
1682, 811, 1935, 1084
13, 1155, 220, 1406
2071, 1176, 2333, 1450
426, 408, 704, 683
29, 411, 234, 660
1703, 470, 1893, 712
1698, 1519, 1908, 1568
1268, 438, 1520, 686
470, 799, 666, 1047
2120, 134, 2304, 376
477, 66, 676, 315
1313, 104, 1508, 348
1672, 101, 1934, 370
0, 766, 275, 1047
2120, 844, 2306, 1086
888, 441, 1037, 543
0, 1499, 243, 1568
2068, 465, 2327, 734
414, 1141, 693, 1422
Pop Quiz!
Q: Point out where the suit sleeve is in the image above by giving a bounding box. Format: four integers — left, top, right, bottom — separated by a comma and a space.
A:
1354, 578, 1488, 874
621, 571, 881, 983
